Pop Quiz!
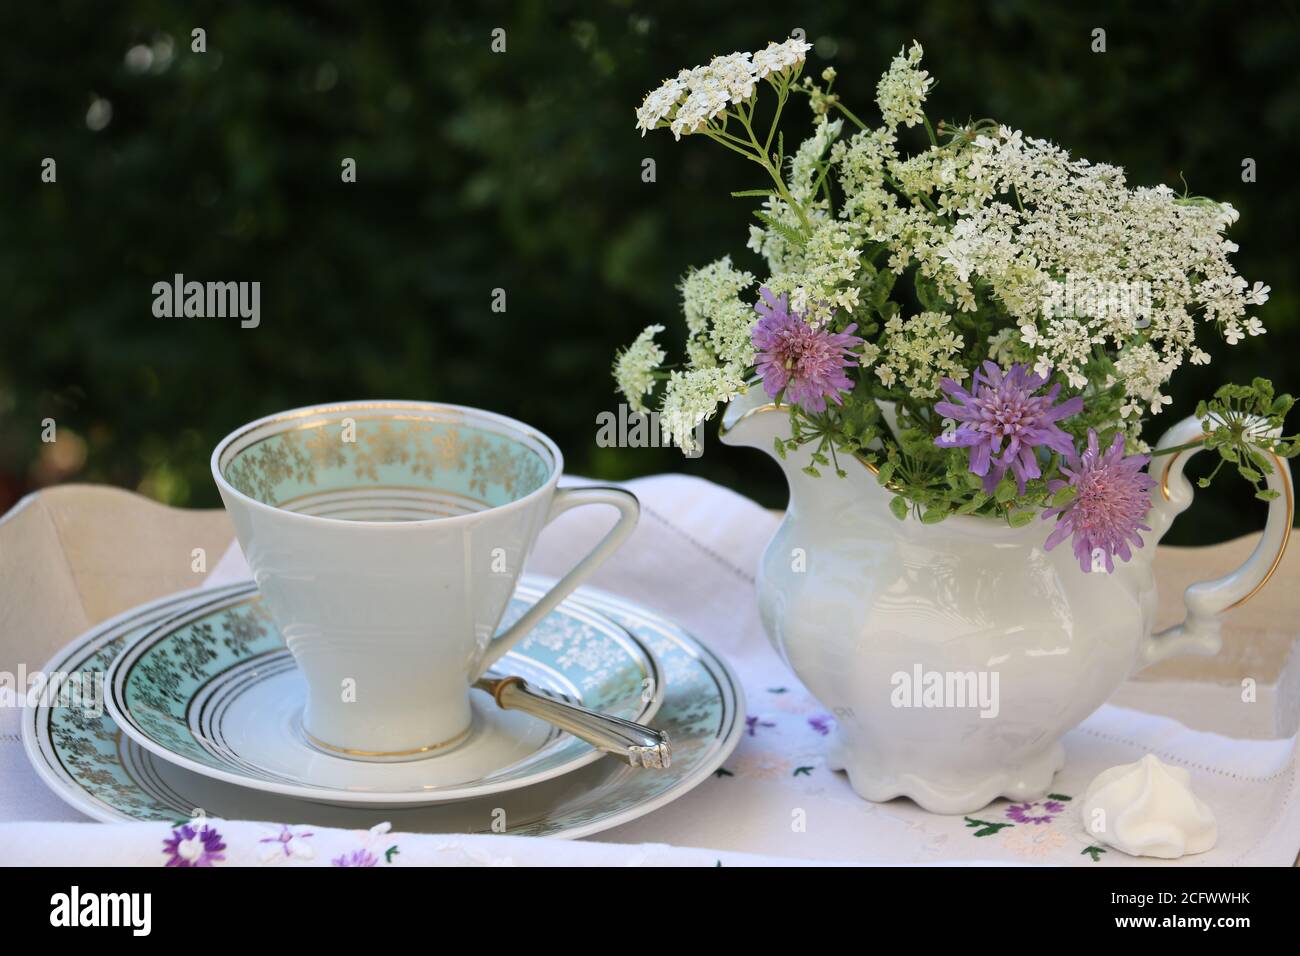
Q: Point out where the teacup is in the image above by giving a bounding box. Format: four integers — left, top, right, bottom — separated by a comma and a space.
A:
211, 400, 639, 759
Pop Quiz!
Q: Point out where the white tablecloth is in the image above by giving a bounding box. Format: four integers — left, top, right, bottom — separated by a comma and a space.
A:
2, 475, 1297, 865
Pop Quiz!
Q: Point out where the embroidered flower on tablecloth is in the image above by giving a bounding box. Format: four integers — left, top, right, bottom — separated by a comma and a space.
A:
1005, 799, 1066, 825
999, 826, 1069, 859
962, 793, 1105, 862
729, 751, 794, 780
331, 821, 398, 867
432, 840, 517, 866
807, 714, 834, 736
333, 848, 380, 868
258, 824, 315, 863
162, 823, 226, 867
745, 715, 776, 736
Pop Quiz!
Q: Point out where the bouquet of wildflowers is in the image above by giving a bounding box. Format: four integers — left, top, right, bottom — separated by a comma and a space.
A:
614, 37, 1297, 572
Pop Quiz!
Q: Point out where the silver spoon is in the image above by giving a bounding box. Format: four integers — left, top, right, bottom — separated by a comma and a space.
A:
474, 673, 671, 769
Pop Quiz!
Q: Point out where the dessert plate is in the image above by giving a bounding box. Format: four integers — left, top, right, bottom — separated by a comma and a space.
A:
103, 581, 663, 807
25, 578, 743, 838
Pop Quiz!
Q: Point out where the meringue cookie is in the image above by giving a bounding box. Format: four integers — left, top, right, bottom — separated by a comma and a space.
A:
1080, 754, 1216, 859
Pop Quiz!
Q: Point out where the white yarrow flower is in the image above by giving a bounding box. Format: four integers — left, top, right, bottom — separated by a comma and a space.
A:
634, 75, 687, 135
750, 37, 812, 79
635, 38, 811, 139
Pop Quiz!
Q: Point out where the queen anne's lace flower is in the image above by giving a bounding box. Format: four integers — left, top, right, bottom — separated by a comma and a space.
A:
680, 256, 756, 367
659, 365, 747, 453
761, 219, 863, 322
788, 118, 843, 207
848, 123, 1262, 413
876, 41, 932, 129
871, 311, 965, 398
613, 325, 666, 414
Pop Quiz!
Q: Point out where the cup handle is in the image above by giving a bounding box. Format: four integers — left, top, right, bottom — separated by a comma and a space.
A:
1137, 414, 1293, 668
474, 485, 640, 678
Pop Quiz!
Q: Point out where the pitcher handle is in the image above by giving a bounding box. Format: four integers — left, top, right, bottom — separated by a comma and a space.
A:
1137, 415, 1293, 668
474, 486, 639, 678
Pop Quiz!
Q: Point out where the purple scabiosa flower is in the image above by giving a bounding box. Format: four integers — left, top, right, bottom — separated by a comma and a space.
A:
1043, 430, 1156, 573
935, 361, 1084, 494
751, 287, 860, 414
162, 823, 226, 867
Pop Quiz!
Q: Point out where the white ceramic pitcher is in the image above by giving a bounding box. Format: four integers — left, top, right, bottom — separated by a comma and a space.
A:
719, 386, 1292, 813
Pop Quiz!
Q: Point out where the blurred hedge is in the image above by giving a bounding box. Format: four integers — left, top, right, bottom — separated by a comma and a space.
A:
0, 0, 1295, 544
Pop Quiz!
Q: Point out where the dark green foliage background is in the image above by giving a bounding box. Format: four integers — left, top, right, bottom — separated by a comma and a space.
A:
1, 0, 1295, 544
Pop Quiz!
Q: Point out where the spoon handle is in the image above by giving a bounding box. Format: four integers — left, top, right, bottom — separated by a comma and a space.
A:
476, 675, 671, 769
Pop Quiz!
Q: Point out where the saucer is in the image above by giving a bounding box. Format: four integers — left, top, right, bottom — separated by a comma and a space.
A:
103, 581, 663, 807
25, 577, 743, 838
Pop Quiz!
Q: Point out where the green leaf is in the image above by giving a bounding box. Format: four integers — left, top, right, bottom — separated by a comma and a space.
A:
889, 495, 909, 521
963, 817, 1013, 838
994, 481, 1016, 503
1247, 448, 1274, 474
1257, 489, 1280, 501
753, 210, 805, 248
1007, 508, 1035, 528
914, 272, 947, 312
731, 188, 775, 198
1051, 486, 1075, 507
862, 266, 896, 312
920, 507, 947, 524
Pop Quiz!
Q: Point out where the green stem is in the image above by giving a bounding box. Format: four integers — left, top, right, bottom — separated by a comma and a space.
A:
763, 77, 789, 156
707, 123, 761, 150
1148, 438, 1210, 457
702, 130, 769, 165
832, 101, 870, 131
736, 109, 811, 233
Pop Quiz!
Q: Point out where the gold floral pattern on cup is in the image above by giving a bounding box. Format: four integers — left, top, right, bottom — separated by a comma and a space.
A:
224, 416, 549, 509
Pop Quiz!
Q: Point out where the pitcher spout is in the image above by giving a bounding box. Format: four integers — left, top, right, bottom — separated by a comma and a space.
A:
718, 385, 788, 453
719, 386, 889, 512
